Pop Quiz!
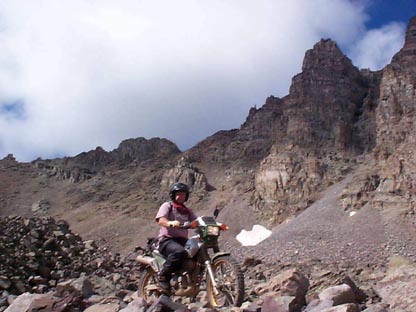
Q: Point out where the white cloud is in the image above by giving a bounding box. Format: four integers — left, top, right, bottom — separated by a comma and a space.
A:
348, 22, 406, 70
0, 0, 405, 161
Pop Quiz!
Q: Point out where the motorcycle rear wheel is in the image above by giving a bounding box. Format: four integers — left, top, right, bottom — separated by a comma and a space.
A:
206, 255, 245, 308
138, 268, 160, 302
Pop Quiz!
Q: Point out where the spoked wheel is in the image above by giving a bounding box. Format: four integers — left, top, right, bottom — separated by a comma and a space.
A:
138, 268, 160, 303
206, 256, 245, 308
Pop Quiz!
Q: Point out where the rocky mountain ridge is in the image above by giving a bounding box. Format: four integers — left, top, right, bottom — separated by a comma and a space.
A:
0, 17, 415, 264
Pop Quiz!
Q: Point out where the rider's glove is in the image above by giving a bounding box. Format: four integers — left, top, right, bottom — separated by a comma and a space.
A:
167, 220, 180, 228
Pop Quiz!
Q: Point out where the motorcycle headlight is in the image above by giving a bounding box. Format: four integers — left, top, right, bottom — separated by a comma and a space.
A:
206, 225, 219, 236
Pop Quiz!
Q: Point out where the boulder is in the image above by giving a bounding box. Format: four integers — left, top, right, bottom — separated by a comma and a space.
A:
319, 284, 355, 306
4, 293, 54, 312
305, 298, 334, 312
255, 268, 309, 310
0, 278, 11, 291
361, 303, 390, 311
320, 303, 359, 312
262, 295, 298, 312
374, 264, 416, 311
31, 200, 50, 213
84, 297, 120, 312
119, 297, 147, 312
56, 276, 94, 298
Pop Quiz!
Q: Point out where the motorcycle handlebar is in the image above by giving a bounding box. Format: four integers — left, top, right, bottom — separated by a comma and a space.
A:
179, 220, 228, 231
179, 220, 200, 229
180, 221, 192, 229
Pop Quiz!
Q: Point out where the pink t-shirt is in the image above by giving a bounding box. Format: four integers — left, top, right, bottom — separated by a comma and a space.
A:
155, 202, 198, 239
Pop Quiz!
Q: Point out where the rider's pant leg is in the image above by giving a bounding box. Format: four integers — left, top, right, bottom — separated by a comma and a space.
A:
159, 237, 188, 273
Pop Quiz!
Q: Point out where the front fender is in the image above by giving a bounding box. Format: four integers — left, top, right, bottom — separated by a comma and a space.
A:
211, 251, 231, 263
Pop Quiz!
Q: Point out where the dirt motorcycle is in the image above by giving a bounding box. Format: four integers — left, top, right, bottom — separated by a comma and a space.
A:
136, 210, 245, 308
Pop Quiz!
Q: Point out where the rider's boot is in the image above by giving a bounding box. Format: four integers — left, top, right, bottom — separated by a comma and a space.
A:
157, 267, 172, 296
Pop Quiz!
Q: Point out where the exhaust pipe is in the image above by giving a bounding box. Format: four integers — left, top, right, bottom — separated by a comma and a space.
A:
136, 255, 160, 272
136, 255, 153, 265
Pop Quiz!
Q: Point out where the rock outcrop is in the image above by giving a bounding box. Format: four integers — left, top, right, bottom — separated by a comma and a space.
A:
341, 17, 416, 218
253, 145, 325, 225
374, 264, 416, 311
160, 156, 208, 198
252, 38, 374, 224
0, 154, 18, 168
34, 137, 181, 183
285, 39, 369, 151
370, 17, 416, 213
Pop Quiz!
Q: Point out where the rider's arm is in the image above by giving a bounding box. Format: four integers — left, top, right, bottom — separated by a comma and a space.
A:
156, 202, 177, 227
158, 217, 180, 228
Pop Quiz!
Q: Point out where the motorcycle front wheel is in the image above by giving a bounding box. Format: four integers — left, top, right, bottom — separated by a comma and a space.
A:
206, 255, 245, 308
138, 268, 160, 303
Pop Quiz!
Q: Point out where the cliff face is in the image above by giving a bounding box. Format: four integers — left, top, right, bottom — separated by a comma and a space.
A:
183, 20, 415, 227
251, 39, 374, 224
1, 17, 415, 252
348, 17, 416, 216
376, 17, 416, 159
285, 39, 369, 151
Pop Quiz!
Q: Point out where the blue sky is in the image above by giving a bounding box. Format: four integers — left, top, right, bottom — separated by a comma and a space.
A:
365, 0, 415, 28
0, 0, 414, 161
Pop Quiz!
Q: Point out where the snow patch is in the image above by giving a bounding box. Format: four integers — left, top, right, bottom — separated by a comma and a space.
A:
236, 225, 272, 246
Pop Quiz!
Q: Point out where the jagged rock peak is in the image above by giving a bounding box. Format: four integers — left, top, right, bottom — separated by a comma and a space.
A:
0, 153, 16, 163
116, 137, 179, 151
391, 16, 416, 70
301, 39, 353, 71
404, 16, 416, 51
0, 153, 18, 168
243, 95, 282, 126
113, 137, 180, 162
36, 137, 181, 183
68, 146, 114, 173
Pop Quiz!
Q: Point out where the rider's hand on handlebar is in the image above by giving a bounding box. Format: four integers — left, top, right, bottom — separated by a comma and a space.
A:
167, 220, 181, 228
189, 220, 198, 228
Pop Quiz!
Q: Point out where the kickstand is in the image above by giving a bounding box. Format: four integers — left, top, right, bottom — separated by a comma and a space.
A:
146, 294, 189, 312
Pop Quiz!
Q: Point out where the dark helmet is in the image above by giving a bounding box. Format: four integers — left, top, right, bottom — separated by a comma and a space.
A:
169, 182, 190, 201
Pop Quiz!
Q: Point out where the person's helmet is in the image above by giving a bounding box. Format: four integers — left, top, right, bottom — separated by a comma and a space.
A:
169, 182, 190, 201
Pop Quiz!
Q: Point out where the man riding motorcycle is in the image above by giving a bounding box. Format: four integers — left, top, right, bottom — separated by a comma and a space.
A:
155, 182, 198, 295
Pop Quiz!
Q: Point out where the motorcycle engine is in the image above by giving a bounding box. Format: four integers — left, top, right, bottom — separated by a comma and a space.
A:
171, 259, 197, 288
181, 259, 197, 273
170, 259, 201, 297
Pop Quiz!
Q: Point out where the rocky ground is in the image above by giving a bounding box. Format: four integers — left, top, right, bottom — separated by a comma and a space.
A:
1, 192, 416, 312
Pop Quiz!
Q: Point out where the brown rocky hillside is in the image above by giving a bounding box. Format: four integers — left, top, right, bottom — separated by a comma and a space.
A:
0, 16, 415, 270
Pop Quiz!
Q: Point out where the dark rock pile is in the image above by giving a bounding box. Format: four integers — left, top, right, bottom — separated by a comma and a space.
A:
0, 216, 141, 307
